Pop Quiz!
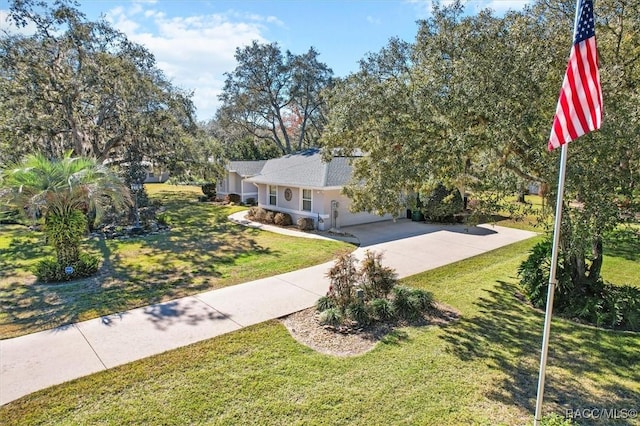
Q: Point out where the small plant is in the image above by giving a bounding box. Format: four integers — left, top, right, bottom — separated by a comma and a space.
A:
346, 302, 370, 326
326, 251, 359, 311
297, 217, 315, 231
392, 286, 420, 320
538, 413, 575, 426
34, 253, 101, 283
316, 295, 335, 312
245, 197, 256, 206
410, 288, 434, 311
274, 212, 293, 226
264, 211, 275, 224
317, 251, 435, 331
370, 298, 396, 321
254, 208, 268, 222
360, 250, 398, 299
319, 308, 343, 327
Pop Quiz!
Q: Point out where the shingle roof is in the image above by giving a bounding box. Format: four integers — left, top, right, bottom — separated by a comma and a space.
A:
245, 148, 354, 188
227, 160, 267, 177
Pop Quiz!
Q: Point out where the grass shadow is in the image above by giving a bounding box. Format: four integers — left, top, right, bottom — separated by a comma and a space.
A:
439, 280, 640, 425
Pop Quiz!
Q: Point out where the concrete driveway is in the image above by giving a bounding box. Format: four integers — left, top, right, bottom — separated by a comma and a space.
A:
0, 216, 536, 406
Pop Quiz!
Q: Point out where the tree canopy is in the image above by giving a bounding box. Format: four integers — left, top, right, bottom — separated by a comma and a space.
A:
216, 41, 333, 155
321, 0, 639, 286
0, 0, 201, 175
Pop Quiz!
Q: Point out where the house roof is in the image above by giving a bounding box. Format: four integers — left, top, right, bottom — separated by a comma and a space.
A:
227, 160, 267, 177
245, 148, 354, 189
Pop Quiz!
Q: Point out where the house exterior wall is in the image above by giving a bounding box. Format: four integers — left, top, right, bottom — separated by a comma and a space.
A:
253, 185, 391, 231
217, 172, 259, 203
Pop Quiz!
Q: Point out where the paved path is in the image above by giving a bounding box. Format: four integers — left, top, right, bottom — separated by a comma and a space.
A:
0, 217, 536, 405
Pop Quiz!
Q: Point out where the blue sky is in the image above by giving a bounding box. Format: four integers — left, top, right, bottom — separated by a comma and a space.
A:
1, 0, 532, 121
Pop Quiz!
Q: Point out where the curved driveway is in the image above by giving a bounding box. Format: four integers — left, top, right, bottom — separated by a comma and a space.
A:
0, 215, 536, 405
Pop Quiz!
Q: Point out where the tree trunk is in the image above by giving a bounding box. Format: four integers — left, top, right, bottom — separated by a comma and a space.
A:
588, 236, 604, 282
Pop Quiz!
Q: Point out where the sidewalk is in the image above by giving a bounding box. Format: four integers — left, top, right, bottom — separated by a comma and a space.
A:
0, 217, 536, 405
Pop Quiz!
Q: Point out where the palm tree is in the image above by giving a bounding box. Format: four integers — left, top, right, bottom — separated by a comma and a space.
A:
0, 152, 131, 272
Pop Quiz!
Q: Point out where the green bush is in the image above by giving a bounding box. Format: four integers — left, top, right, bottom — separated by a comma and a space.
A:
316, 295, 335, 312
410, 288, 435, 311
519, 238, 640, 331
392, 286, 420, 320
34, 253, 101, 283
297, 217, 315, 231
225, 193, 241, 204
201, 183, 216, 199
274, 212, 293, 226
156, 212, 172, 227
421, 182, 464, 222
319, 308, 343, 328
319, 251, 435, 330
245, 197, 256, 206
346, 302, 370, 326
370, 298, 396, 321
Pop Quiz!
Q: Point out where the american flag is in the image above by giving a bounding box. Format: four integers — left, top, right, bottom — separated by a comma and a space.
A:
548, 0, 603, 150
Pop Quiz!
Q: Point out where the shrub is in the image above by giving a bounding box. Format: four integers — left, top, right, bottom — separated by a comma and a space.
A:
245, 197, 256, 206
201, 182, 216, 199
519, 238, 640, 331
346, 302, 370, 326
392, 286, 421, 320
274, 212, 293, 226
318, 251, 435, 330
326, 251, 359, 311
156, 212, 172, 227
253, 208, 268, 222
360, 250, 398, 299
410, 288, 434, 311
297, 217, 315, 231
370, 298, 395, 321
264, 211, 275, 224
34, 253, 101, 283
319, 308, 343, 328
316, 296, 335, 312
247, 207, 259, 219
421, 182, 464, 222
225, 193, 241, 204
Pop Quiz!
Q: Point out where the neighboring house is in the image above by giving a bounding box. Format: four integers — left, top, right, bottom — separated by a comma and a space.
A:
102, 159, 170, 183
142, 161, 170, 183
217, 160, 267, 203
245, 149, 392, 231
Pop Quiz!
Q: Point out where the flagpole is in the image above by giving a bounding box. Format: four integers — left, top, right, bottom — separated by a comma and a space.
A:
533, 143, 569, 426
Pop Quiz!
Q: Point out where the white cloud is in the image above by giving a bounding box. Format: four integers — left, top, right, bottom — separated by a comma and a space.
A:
484, 0, 532, 14
366, 15, 382, 25
105, 4, 270, 121
0, 9, 37, 35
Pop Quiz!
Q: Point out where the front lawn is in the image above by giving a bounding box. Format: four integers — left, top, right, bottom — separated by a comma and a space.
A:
0, 184, 351, 339
1, 238, 638, 425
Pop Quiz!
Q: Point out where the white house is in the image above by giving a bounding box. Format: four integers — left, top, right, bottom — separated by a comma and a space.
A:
245, 149, 392, 231
217, 160, 267, 203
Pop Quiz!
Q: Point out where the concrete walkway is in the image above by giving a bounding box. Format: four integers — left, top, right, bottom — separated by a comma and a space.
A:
0, 216, 536, 405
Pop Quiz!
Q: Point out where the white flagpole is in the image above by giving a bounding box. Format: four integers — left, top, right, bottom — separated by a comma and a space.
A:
533, 143, 569, 426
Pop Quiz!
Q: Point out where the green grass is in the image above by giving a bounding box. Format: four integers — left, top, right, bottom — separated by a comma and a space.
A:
1, 238, 638, 425
0, 184, 351, 338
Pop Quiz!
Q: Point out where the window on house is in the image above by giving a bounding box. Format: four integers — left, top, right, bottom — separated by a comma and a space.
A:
302, 189, 312, 211
269, 185, 277, 205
